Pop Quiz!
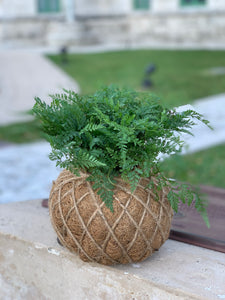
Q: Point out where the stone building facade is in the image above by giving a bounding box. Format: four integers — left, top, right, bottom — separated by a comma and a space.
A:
1, 0, 225, 49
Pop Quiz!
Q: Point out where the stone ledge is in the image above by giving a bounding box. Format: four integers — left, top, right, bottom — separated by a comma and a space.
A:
0, 200, 224, 299
0, 233, 200, 300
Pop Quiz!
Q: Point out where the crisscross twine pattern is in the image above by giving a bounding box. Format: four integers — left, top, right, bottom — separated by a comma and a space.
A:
49, 170, 173, 265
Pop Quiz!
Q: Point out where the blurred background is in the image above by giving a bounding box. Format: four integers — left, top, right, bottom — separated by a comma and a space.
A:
0, 0, 225, 204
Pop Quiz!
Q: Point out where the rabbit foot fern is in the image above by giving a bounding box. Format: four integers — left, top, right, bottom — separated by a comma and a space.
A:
32, 86, 212, 227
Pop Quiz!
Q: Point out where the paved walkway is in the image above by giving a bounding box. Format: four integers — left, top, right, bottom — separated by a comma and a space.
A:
0, 50, 79, 124
176, 93, 225, 154
0, 142, 59, 203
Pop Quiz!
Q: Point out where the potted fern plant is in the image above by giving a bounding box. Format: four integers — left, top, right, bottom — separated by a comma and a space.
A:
32, 86, 211, 265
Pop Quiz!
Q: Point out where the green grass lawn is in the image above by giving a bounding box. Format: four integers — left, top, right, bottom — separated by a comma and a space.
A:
0, 120, 42, 144
1, 49, 225, 188
160, 143, 225, 189
49, 49, 225, 107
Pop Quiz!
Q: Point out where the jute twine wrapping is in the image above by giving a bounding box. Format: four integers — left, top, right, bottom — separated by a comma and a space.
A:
49, 169, 173, 265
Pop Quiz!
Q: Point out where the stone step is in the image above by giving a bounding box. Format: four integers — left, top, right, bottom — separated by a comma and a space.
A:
0, 199, 225, 299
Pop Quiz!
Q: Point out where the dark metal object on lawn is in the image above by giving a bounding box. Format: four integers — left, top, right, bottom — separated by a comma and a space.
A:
142, 78, 152, 88
145, 63, 156, 75
142, 63, 156, 89
60, 46, 68, 64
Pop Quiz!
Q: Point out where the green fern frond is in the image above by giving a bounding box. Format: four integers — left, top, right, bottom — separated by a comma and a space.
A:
32, 86, 211, 223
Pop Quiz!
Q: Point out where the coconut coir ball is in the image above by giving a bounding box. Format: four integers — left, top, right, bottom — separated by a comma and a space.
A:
49, 169, 173, 265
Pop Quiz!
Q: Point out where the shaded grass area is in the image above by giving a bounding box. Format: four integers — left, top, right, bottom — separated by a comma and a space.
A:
49, 49, 225, 107
160, 143, 225, 189
0, 120, 42, 144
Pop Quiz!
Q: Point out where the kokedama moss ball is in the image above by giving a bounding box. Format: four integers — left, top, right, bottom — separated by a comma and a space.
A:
49, 169, 173, 265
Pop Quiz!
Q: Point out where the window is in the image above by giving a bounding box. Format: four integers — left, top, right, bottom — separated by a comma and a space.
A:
38, 0, 60, 13
134, 0, 150, 10
180, 0, 206, 6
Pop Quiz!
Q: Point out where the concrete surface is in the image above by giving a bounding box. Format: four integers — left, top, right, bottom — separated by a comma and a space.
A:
2, 6, 225, 50
176, 94, 225, 154
0, 51, 79, 125
0, 199, 225, 299
0, 142, 61, 204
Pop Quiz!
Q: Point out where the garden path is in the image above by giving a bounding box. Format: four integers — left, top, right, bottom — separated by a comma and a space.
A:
0, 50, 79, 125
176, 94, 225, 154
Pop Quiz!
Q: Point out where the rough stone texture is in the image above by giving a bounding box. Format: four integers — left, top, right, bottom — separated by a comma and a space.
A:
74, 0, 130, 16
46, 20, 81, 48
0, 0, 36, 17
2, 0, 225, 18
1, 8, 225, 49
0, 199, 225, 299
1, 18, 49, 45
152, 0, 178, 12
0, 273, 47, 300
207, 0, 225, 10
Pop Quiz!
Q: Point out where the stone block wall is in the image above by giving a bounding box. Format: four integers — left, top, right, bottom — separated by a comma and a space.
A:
208, 0, 225, 10
1, 18, 58, 46
1, 0, 225, 18
75, 0, 131, 16
1, 0, 225, 49
77, 11, 225, 49
2, 18, 46, 41
0, 0, 36, 17
152, 0, 179, 12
